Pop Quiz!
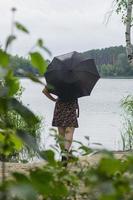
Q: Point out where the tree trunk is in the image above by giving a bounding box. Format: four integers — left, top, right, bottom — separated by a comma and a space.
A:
125, 0, 133, 65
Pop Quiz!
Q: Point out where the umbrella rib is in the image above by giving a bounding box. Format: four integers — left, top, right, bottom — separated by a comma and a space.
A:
54, 57, 67, 68
82, 70, 100, 78
77, 59, 99, 73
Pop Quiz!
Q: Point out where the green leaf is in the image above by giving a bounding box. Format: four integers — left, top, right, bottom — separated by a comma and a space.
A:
16, 129, 38, 152
8, 98, 39, 126
37, 39, 52, 56
0, 49, 10, 67
12, 172, 30, 183
15, 22, 29, 34
37, 39, 43, 47
51, 182, 68, 198
30, 52, 48, 75
10, 132, 23, 151
98, 157, 122, 177
5, 35, 16, 51
30, 169, 54, 196
5, 74, 20, 96
100, 194, 117, 200
0, 129, 23, 155
0, 97, 8, 113
0, 132, 4, 142
39, 150, 56, 165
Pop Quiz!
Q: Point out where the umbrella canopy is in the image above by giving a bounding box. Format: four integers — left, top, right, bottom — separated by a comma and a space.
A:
45, 51, 100, 101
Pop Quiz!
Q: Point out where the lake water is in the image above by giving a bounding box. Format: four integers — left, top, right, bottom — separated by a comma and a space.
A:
20, 78, 133, 151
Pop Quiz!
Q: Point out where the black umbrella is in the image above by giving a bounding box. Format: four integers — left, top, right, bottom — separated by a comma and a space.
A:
45, 51, 100, 101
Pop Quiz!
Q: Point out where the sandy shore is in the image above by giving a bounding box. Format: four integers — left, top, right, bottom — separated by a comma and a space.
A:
0, 150, 132, 179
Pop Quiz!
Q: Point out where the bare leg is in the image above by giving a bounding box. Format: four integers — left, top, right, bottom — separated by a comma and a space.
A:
58, 127, 75, 166
58, 127, 66, 151
65, 127, 75, 151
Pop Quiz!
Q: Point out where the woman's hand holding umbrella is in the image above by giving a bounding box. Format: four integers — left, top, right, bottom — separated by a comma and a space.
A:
42, 87, 57, 102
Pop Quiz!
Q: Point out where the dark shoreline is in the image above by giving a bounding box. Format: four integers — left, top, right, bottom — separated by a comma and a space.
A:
19, 76, 133, 80
100, 76, 133, 79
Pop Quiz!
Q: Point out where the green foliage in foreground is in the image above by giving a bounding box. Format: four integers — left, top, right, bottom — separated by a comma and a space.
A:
121, 95, 133, 150
0, 6, 48, 188
1, 149, 133, 200
0, 86, 43, 163
5, 110, 42, 162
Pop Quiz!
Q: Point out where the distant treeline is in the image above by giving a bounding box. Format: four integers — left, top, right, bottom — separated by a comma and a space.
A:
82, 45, 133, 77
11, 45, 133, 77
9, 55, 50, 77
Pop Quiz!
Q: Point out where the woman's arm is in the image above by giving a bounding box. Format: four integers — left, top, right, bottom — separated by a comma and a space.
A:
42, 86, 57, 102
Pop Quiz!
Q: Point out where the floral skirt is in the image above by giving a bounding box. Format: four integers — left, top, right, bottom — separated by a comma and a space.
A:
52, 99, 79, 128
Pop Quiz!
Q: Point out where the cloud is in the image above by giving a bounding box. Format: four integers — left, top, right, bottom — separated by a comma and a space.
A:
0, 0, 125, 57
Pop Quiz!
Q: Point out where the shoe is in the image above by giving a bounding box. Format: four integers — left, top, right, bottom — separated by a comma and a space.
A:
61, 149, 68, 167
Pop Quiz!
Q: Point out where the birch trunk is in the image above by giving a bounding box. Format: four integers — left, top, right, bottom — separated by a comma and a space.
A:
125, 0, 133, 65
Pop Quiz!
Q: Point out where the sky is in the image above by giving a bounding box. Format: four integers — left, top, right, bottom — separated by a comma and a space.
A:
0, 0, 126, 58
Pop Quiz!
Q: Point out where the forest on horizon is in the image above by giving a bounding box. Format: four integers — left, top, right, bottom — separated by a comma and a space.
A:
9, 45, 133, 77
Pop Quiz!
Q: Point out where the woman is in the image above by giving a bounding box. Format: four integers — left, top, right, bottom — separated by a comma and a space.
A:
42, 86, 79, 165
